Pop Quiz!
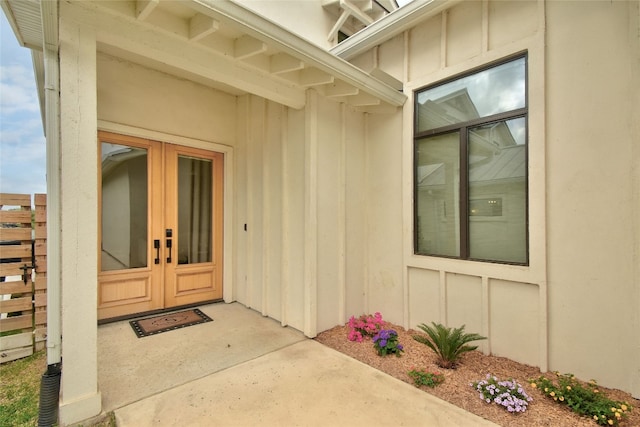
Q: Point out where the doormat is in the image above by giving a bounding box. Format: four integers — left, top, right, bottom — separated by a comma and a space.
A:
129, 309, 213, 338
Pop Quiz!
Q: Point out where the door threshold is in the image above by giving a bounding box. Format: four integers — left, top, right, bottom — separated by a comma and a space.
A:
97, 299, 224, 325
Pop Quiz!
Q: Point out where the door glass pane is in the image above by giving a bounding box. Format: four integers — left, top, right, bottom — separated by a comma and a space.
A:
468, 118, 527, 263
416, 57, 526, 133
101, 143, 148, 271
178, 156, 212, 264
416, 132, 460, 257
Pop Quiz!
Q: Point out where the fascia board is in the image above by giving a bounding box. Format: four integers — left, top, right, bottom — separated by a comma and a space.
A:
31, 50, 46, 133
191, 0, 406, 107
40, 0, 59, 53
0, 0, 28, 47
331, 0, 461, 60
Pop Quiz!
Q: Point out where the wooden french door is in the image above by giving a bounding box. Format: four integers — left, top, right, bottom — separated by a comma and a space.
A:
98, 131, 223, 320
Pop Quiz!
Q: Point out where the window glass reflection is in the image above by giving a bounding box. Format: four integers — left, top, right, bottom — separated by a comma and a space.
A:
468, 118, 527, 263
100, 143, 148, 271
417, 58, 526, 132
415, 132, 461, 257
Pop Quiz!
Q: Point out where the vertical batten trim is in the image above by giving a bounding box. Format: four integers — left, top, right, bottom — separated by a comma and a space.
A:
261, 101, 269, 316
538, 281, 548, 372
280, 105, 289, 326
363, 112, 370, 315
338, 103, 347, 325
234, 96, 249, 304
440, 9, 448, 69
402, 30, 411, 330
223, 145, 234, 303
304, 90, 318, 337
481, 0, 489, 53
439, 270, 447, 324
481, 276, 491, 355
245, 96, 255, 309
537, 0, 548, 374
632, 0, 640, 398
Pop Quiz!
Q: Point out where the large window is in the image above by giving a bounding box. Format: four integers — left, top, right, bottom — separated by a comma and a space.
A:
414, 55, 528, 264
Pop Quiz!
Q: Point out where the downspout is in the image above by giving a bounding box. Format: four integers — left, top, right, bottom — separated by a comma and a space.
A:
38, 1, 61, 426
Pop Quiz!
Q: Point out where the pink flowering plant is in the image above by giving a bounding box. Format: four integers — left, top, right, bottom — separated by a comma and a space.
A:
372, 329, 404, 357
472, 374, 532, 414
408, 367, 445, 388
347, 312, 384, 342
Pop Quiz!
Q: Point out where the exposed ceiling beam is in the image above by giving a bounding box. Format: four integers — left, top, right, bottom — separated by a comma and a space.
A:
300, 68, 335, 87
136, 0, 158, 21
190, 0, 406, 107
270, 53, 305, 74
65, 2, 305, 109
340, 0, 374, 26
348, 92, 381, 107
327, 9, 351, 43
325, 80, 360, 97
331, 0, 461, 60
234, 34, 267, 60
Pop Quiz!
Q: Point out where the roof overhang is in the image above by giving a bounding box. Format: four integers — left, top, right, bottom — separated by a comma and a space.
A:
1, 0, 58, 132
331, 0, 461, 60
1, 0, 407, 113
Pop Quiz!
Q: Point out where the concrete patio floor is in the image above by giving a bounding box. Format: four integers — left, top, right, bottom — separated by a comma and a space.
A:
98, 302, 497, 426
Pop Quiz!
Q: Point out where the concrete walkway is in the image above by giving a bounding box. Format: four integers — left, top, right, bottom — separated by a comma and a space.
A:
98, 303, 497, 426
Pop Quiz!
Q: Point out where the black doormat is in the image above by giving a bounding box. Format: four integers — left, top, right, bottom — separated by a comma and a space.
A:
129, 309, 213, 338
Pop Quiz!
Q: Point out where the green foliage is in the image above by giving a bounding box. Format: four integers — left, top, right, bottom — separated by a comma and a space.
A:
412, 322, 486, 369
0, 351, 45, 427
530, 373, 632, 426
0, 350, 115, 427
372, 329, 404, 357
408, 367, 445, 388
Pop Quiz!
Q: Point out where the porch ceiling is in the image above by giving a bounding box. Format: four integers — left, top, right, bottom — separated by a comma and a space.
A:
2, 0, 407, 112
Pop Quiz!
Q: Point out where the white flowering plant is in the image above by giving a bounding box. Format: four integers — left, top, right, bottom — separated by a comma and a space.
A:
471, 374, 532, 413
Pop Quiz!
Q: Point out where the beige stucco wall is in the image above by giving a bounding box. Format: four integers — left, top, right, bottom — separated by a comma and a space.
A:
236, 0, 337, 49
97, 54, 237, 146
350, 0, 640, 397
545, 0, 640, 397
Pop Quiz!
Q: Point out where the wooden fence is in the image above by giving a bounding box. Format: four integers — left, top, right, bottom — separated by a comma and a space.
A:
0, 193, 47, 363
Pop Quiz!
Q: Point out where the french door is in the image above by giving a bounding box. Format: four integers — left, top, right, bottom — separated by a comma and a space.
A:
98, 131, 223, 320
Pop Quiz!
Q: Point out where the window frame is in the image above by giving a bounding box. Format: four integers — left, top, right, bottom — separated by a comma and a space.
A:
413, 53, 529, 265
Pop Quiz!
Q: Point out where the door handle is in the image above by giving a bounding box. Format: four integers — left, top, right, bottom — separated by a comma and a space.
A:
154, 240, 160, 264
166, 239, 172, 263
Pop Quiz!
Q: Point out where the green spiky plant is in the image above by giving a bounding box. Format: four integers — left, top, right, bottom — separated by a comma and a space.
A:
413, 322, 486, 369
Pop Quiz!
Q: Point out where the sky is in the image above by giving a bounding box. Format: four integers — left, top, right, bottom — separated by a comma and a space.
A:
0, 12, 47, 196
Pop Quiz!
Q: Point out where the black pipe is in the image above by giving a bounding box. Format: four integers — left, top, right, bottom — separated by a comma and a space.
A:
37, 362, 62, 427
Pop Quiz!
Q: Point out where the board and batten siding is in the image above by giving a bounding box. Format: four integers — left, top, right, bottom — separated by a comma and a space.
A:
235, 92, 369, 336
350, 0, 548, 369
349, 0, 640, 399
